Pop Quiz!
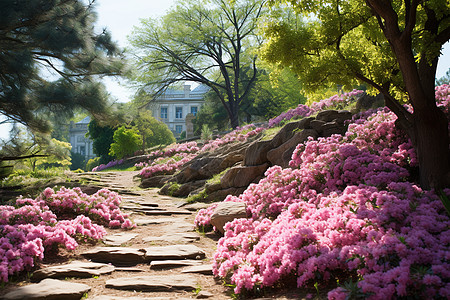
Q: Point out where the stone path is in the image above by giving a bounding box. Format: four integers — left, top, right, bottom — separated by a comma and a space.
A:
1, 171, 230, 300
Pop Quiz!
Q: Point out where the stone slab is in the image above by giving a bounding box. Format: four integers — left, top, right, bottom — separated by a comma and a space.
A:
104, 232, 138, 246
82, 247, 146, 266
3, 278, 91, 300
32, 261, 114, 281
144, 244, 206, 261
181, 264, 214, 275
143, 232, 200, 244
132, 217, 174, 226
91, 296, 192, 300
150, 259, 203, 270
105, 274, 197, 292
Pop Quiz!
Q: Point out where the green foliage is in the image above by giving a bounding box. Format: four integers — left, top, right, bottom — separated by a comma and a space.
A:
86, 157, 101, 172
70, 151, 86, 171
436, 68, 450, 86
201, 124, 213, 141
128, 0, 266, 128
109, 126, 143, 159
132, 111, 175, 149
0, 0, 124, 133
87, 119, 115, 164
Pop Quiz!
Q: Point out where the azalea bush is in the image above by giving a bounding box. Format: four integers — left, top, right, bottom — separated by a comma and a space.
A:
136, 124, 264, 179
195, 86, 450, 299
0, 187, 134, 282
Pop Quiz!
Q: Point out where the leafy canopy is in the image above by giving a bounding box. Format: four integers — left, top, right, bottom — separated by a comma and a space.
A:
0, 0, 124, 133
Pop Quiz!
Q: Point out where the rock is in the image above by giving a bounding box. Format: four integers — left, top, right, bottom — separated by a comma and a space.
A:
243, 140, 272, 166
132, 217, 173, 226
172, 180, 207, 197
267, 129, 318, 168
82, 247, 146, 266
139, 175, 170, 188
32, 261, 115, 281
91, 297, 191, 300
316, 110, 340, 122
355, 93, 385, 111
143, 232, 200, 244
270, 120, 309, 148
322, 121, 346, 137
204, 182, 222, 194
150, 260, 203, 270
182, 264, 213, 275
204, 186, 246, 202
144, 244, 206, 260
105, 274, 198, 292
221, 163, 268, 188
104, 232, 138, 246
210, 201, 247, 233
197, 290, 214, 298
309, 119, 326, 134
3, 278, 91, 300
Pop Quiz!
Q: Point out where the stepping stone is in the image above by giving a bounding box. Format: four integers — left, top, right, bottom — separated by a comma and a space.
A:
91, 296, 192, 300
144, 244, 206, 261
104, 232, 138, 246
182, 264, 214, 275
114, 267, 145, 272
162, 221, 194, 232
197, 290, 214, 298
132, 217, 174, 226
82, 247, 146, 266
3, 278, 90, 300
105, 274, 197, 292
150, 259, 203, 270
141, 209, 191, 216
32, 261, 115, 281
143, 232, 200, 243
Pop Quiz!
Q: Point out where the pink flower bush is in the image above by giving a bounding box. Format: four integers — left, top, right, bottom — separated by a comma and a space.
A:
198, 86, 450, 299
137, 124, 264, 179
0, 187, 135, 282
194, 203, 218, 232
92, 159, 123, 172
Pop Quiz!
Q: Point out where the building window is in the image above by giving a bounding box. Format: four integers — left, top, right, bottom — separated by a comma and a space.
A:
79, 146, 86, 156
175, 107, 183, 119
77, 136, 84, 143
160, 107, 168, 119
175, 125, 183, 134
190, 106, 198, 116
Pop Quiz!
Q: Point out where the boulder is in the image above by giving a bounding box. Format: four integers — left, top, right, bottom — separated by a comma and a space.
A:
221, 163, 269, 188
267, 129, 318, 167
309, 120, 326, 134
139, 175, 170, 188
322, 121, 346, 137
3, 279, 91, 300
172, 180, 207, 197
210, 201, 247, 233
270, 119, 313, 148
316, 110, 340, 122
243, 140, 272, 166
204, 187, 246, 202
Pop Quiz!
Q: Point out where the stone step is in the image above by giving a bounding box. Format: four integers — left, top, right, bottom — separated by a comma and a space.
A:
143, 232, 200, 244
150, 259, 203, 270
32, 261, 114, 281
103, 232, 138, 246
181, 264, 214, 275
3, 279, 91, 300
105, 274, 198, 292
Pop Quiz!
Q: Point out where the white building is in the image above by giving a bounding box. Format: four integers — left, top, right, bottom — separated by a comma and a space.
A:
68, 116, 95, 161
148, 84, 209, 137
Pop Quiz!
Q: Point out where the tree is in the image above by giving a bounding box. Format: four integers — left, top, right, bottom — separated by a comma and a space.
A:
108, 126, 142, 159
262, 0, 450, 189
132, 111, 175, 149
129, 0, 266, 129
87, 119, 115, 165
0, 0, 124, 134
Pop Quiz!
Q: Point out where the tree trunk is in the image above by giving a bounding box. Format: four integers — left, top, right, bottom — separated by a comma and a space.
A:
413, 106, 450, 189
228, 101, 240, 129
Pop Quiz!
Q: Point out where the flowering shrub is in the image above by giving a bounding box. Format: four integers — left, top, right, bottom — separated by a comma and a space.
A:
198, 86, 450, 299
194, 203, 218, 232
268, 90, 364, 127
137, 124, 264, 179
92, 159, 124, 172
0, 187, 135, 282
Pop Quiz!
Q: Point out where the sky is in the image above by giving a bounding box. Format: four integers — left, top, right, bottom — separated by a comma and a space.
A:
0, 1, 449, 140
